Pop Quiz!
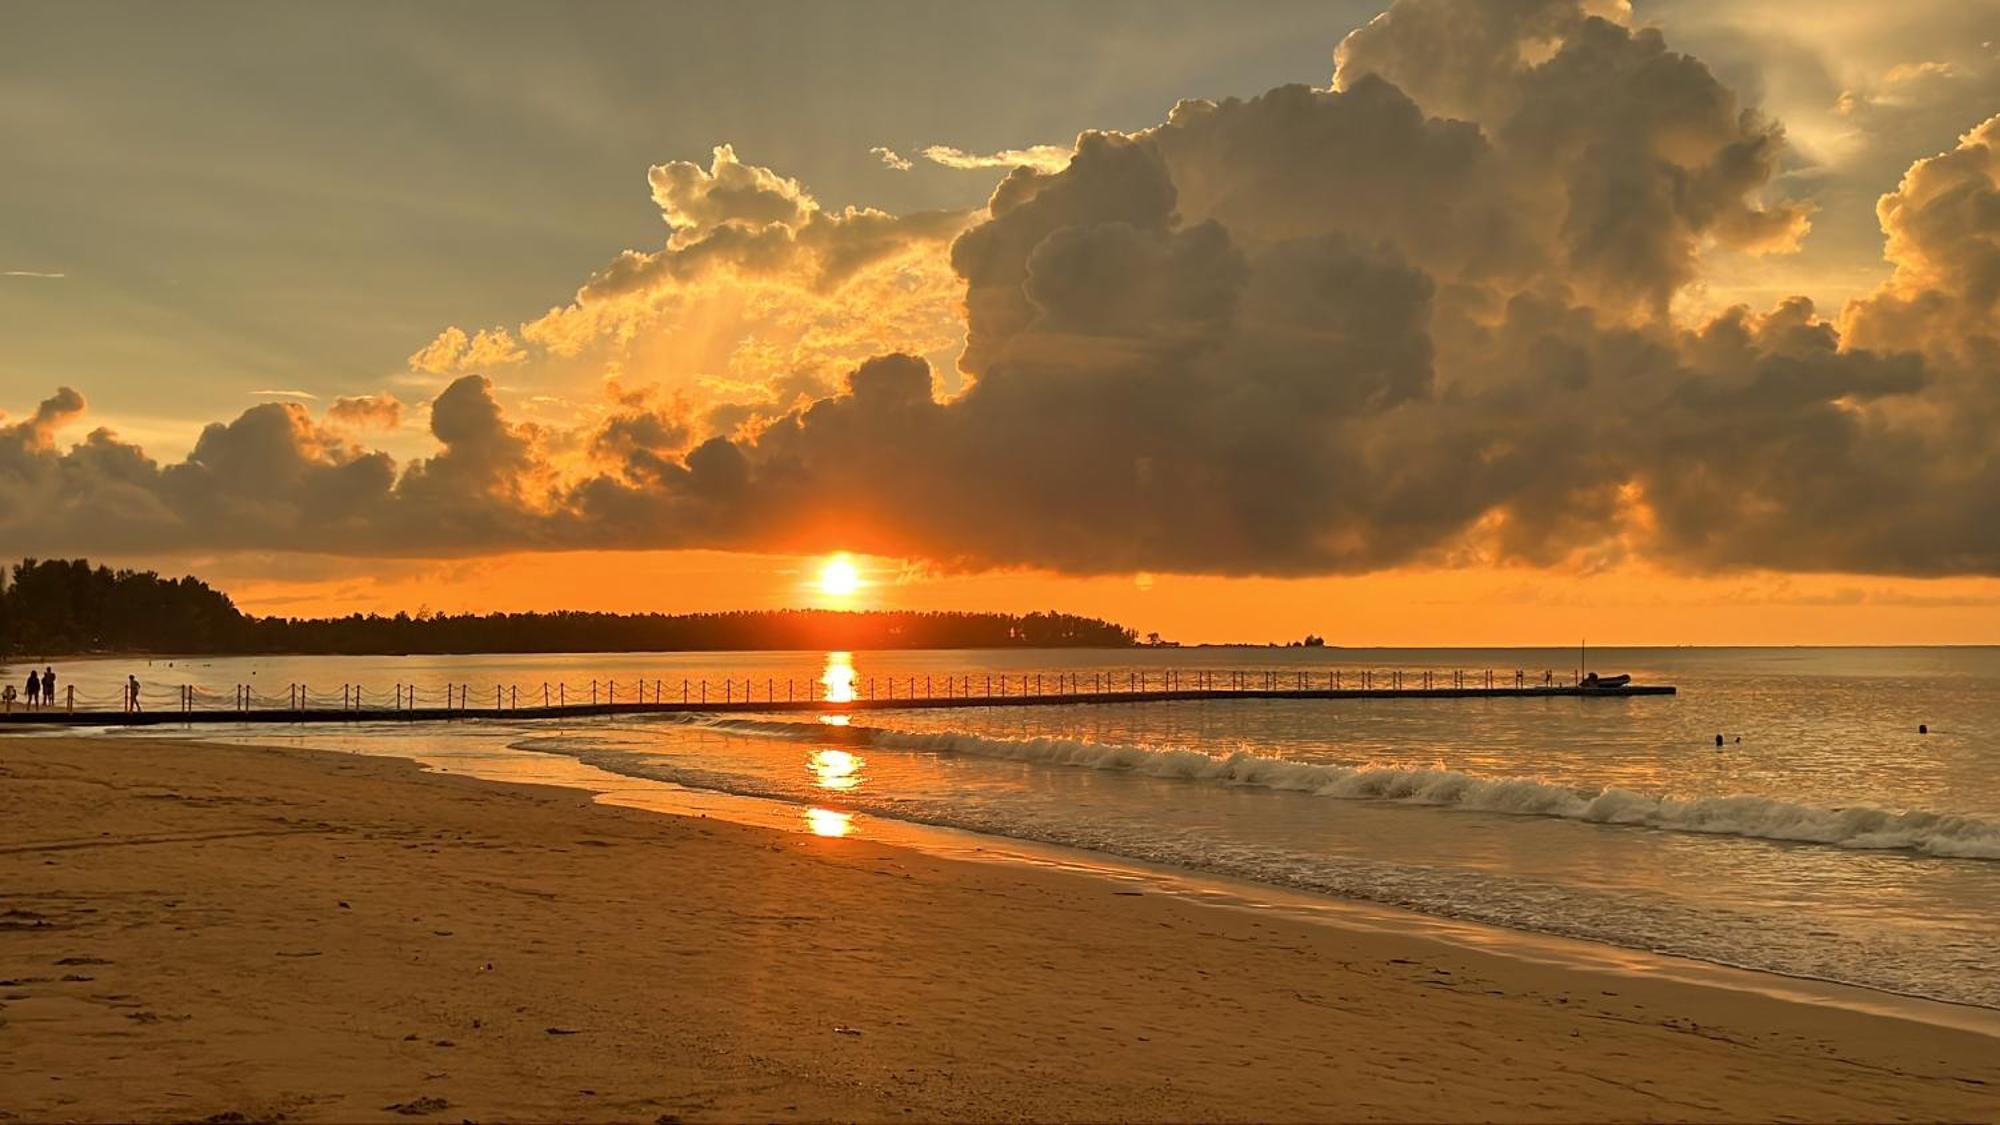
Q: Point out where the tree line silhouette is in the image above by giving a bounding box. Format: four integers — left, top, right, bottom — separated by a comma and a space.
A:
0, 558, 1139, 656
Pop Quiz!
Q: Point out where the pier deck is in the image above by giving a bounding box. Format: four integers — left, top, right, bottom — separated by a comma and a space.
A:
0, 682, 1674, 727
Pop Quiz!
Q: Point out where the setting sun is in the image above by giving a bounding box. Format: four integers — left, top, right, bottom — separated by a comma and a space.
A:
817, 554, 862, 598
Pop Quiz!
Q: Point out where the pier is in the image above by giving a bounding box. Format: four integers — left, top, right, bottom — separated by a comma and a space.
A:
0, 668, 1674, 726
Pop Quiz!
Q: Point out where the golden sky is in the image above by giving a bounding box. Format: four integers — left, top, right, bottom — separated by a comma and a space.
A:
4, 0, 1998, 644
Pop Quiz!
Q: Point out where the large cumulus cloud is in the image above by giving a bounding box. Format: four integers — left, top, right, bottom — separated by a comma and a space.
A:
4, 0, 1998, 580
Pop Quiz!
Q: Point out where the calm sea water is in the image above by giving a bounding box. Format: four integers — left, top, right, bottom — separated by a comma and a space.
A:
23, 646, 2000, 1009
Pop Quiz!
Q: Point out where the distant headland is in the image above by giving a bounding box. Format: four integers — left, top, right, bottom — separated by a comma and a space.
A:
0, 558, 1139, 656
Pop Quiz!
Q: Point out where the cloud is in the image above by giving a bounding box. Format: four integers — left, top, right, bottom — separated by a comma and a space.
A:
4, 270, 67, 279
326, 393, 404, 431
649, 143, 816, 235
870, 146, 914, 172
1883, 61, 1961, 85
252, 389, 319, 400
1334, 0, 1809, 312
2, 388, 87, 454
7, 0, 2000, 581
1644, 0, 2000, 310
1842, 113, 2000, 364
508, 144, 974, 435
919, 144, 1073, 172
407, 325, 526, 375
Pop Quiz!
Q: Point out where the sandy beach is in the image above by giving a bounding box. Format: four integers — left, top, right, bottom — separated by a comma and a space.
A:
2, 735, 1996, 1123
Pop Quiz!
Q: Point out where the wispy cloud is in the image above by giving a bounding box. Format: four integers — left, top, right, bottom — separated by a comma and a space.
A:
869, 146, 914, 171
918, 144, 1072, 172
4, 270, 67, 279
252, 388, 319, 400
873, 142, 1072, 173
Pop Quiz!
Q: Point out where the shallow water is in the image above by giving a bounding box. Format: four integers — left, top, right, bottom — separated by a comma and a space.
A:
32, 646, 2000, 1009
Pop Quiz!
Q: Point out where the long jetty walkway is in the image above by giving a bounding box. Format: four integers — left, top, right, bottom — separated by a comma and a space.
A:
1, 668, 1673, 727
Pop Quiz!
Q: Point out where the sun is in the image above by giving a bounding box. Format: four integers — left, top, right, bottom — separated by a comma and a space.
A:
817, 554, 862, 598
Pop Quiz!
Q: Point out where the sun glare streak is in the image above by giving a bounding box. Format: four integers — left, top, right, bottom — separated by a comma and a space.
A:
822, 650, 857, 703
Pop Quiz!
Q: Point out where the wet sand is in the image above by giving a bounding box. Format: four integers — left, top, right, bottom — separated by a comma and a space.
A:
2, 735, 1996, 1123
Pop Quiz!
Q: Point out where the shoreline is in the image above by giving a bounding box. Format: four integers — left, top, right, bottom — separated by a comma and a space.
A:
219, 715, 1999, 1035
121, 715, 1999, 1020
4, 735, 1998, 1122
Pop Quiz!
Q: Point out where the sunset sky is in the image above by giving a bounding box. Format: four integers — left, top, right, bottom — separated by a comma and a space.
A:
4, 0, 1999, 643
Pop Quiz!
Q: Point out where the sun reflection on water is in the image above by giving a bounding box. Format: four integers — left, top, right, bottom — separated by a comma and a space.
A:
808, 748, 864, 791
804, 807, 853, 837
822, 651, 857, 704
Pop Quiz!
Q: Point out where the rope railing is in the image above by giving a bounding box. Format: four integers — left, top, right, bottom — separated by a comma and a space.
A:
0, 666, 1615, 719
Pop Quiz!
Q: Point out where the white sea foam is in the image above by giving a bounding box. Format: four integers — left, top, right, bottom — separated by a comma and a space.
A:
678, 715, 2000, 860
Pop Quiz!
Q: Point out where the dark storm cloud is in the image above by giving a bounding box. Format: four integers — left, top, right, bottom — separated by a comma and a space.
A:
1334, 0, 1810, 310
4, 0, 1998, 578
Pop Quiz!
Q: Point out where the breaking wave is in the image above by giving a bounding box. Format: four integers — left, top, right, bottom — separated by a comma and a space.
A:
677, 715, 2000, 860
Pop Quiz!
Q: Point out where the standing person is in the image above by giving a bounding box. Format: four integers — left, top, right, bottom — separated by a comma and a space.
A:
42, 666, 57, 710
127, 674, 142, 713
26, 669, 41, 710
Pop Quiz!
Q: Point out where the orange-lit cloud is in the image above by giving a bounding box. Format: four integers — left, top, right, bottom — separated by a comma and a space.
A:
408, 325, 527, 376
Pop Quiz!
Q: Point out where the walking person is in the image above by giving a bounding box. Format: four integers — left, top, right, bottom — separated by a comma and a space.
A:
42, 666, 57, 710
26, 669, 41, 710
127, 674, 142, 713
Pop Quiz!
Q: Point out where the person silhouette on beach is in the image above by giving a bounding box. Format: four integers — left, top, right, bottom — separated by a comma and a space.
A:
127, 674, 142, 713
43, 667, 56, 708
26, 669, 41, 710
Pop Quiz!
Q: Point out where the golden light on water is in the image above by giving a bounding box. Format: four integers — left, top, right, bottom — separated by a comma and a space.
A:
822, 650, 857, 703
804, 807, 853, 837
818, 553, 862, 597
808, 748, 863, 791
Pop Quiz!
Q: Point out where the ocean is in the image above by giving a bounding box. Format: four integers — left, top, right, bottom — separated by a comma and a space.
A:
26, 645, 2000, 1012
